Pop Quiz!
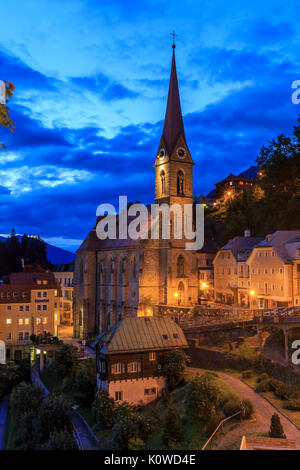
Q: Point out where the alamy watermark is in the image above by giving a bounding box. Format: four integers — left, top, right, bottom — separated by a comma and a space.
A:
291, 80, 300, 104
95, 196, 204, 251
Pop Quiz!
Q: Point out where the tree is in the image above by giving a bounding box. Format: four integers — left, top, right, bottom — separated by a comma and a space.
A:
43, 429, 77, 450
162, 403, 181, 449
185, 373, 220, 422
93, 389, 116, 429
73, 360, 96, 407
10, 382, 44, 422
163, 349, 187, 390
0, 80, 15, 150
54, 344, 78, 378
112, 412, 151, 451
37, 394, 73, 444
269, 413, 286, 439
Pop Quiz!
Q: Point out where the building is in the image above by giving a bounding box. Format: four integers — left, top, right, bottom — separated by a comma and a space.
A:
214, 172, 256, 203
240, 436, 296, 451
213, 231, 263, 305
93, 316, 188, 405
0, 271, 61, 361
53, 263, 74, 325
73, 45, 199, 339
197, 239, 218, 301
247, 231, 300, 309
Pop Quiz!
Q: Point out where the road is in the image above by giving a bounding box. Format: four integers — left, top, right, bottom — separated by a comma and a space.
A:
0, 395, 9, 450
30, 364, 97, 450
188, 367, 300, 448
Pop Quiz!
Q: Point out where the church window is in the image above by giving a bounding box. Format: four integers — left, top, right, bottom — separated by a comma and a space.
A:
177, 171, 184, 195
177, 255, 184, 277
160, 170, 166, 194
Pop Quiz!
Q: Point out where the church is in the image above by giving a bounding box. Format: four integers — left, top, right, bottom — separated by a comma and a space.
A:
73, 45, 199, 339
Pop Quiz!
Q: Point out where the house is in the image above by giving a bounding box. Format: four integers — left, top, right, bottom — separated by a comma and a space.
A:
0, 270, 61, 361
215, 172, 256, 203
240, 435, 296, 450
53, 263, 74, 325
93, 316, 188, 405
197, 239, 218, 301
247, 231, 300, 309
213, 231, 263, 306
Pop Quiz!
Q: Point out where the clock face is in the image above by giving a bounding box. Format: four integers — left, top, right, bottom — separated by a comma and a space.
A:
177, 147, 186, 159
159, 148, 166, 159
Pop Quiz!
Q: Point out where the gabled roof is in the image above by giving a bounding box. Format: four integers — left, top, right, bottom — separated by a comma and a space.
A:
94, 316, 188, 355
253, 230, 300, 263
162, 48, 186, 156
218, 236, 263, 261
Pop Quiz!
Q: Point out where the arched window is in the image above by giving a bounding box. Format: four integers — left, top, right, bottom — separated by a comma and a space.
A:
177, 255, 184, 277
79, 259, 84, 284
160, 170, 166, 194
177, 171, 184, 195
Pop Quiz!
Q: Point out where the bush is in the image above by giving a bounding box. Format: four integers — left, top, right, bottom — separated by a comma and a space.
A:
93, 389, 116, 429
242, 370, 252, 379
10, 382, 44, 422
273, 381, 297, 400
112, 412, 151, 450
241, 399, 254, 419
269, 413, 286, 439
163, 349, 187, 390
73, 360, 96, 407
54, 344, 78, 378
223, 398, 241, 418
43, 429, 77, 450
37, 394, 73, 444
255, 378, 277, 393
162, 404, 181, 449
256, 373, 269, 384
205, 412, 222, 436
284, 399, 300, 411
128, 437, 145, 450
185, 374, 220, 422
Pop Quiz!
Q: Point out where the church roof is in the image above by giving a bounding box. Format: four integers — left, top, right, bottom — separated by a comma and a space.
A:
162, 47, 186, 156
94, 316, 188, 355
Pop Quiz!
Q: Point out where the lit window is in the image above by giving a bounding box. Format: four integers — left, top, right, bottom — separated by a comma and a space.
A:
37, 280, 42, 285
127, 361, 141, 373
18, 318, 23, 325
43, 317, 48, 324
149, 352, 156, 362
36, 318, 41, 325
111, 363, 122, 374
25, 318, 29, 325
6, 318, 12, 324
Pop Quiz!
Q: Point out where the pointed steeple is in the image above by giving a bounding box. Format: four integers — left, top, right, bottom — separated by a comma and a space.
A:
162, 45, 186, 156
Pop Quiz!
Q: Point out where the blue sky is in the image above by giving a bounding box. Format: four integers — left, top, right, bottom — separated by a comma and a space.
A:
0, 0, 299, 251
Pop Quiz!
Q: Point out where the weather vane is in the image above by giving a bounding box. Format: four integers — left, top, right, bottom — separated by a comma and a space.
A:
170, 30, 177, 49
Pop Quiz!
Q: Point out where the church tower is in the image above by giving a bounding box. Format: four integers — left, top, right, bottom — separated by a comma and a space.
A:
154, 43, 194, 207
153, 42, 198, 308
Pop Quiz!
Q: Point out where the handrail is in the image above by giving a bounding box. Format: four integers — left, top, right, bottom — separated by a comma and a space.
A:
201, 410, 242, 450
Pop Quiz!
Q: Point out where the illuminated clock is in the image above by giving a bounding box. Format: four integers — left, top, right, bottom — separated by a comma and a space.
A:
177, 147, 186, 159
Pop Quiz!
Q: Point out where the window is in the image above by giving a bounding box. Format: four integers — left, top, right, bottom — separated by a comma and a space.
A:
18, 318, 23, 325
6, 318, 12, 324
43, 317, 48, 324
19, 306, 24, 312
37, 292, 42, 298
149, 352, 156, 362
43, 292, 47, 298
25, 318, 29, 325
127, 361, 141, 373
111, 363, 122, 375
6, 333, 11, 340
115, 391, 123, 401
177, 255, 184, 277
7, 306, 12, 311
18, 332, 23, 341
280, 268, 283, 274
25, 306, 29, 311
144, 388, 156, 396
37, 305, 41, 311
42, 280, 47, 285
24, 332, 29, 340
37, 280, 42, 285
177, 170, 184, 195
42, 305, 47, 311
36, 318, 41, 325
160, 170, 166, 194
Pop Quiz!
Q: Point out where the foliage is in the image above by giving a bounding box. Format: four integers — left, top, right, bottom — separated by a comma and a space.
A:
43, 429, 77, 450
185, 373, 220, 422
112, 411, 151, 451
10, 382, 44, 422
284, 399, 300, 411
37, 394, 73, 444
93, 389, 116, 429
163, 349, 187, 390
241, 399, 254, 420
256, 373, 269, 384
0, 80, 15, 150
242, 370, 252, 379
0, 231, 52, 276
0, 365, 25, 400
128, 437, 145, 450
269, 413, 286, 439
223, 398, 241, 418
73, 360, 96, 407
54, 344, 78, 378
162, 404, 181, 448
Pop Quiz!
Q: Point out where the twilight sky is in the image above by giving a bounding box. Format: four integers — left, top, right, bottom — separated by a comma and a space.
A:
0, 0, 299, 251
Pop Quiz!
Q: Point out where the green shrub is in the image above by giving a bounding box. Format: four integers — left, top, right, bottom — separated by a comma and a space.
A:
241, 399, 254, 419
269, 413, 286, 439
273, 381, 297, 400
284, 399, 300, 411
256, 378, 277, 393
185, 374, 220, 422
92, 389, 116, 429
223, 398, 241, 418
43, 429, 77, 450
162, 404, 181, 449
242, 370, 252, 379
205, 412, 223, 436
256, 373, 269, 384
163, 349, 187, 390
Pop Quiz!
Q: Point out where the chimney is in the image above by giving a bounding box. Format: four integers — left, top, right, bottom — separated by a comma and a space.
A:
244, 229, 251, 238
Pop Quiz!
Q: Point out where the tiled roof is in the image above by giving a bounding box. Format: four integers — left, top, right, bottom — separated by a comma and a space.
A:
220, 236, 264, 260
95, 316, 188, 355
10, 271, 59, 289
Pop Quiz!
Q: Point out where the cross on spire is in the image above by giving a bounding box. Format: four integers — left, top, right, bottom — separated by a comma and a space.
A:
170, 30, 177, 49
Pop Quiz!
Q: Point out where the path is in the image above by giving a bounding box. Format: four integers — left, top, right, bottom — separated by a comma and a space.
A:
188, 367, 300, 448
30, 364, 97, 450
0, 395, 9, 450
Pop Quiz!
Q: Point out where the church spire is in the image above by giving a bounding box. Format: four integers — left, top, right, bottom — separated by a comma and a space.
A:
162, 43, 186, 156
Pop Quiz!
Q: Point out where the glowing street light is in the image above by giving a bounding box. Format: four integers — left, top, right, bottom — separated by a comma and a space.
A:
174, 292, 179, 298
201, 282, 208, 289
250, 290, 255, 296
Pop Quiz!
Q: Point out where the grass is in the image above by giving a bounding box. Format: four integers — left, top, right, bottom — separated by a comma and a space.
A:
206, 332, 269, 362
